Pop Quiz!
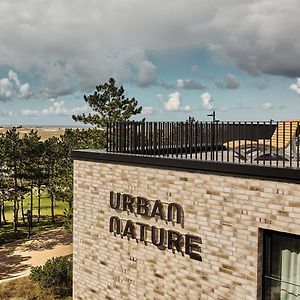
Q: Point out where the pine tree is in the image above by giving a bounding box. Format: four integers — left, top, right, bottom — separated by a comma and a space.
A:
44, 137, 60, 224
72, 78, 142, 127
3, 128, 24, 232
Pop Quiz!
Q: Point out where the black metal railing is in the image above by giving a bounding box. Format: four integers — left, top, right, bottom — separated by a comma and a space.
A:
106, 121, 300, 169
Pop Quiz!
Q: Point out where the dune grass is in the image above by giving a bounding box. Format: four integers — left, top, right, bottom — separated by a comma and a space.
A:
0, 276, 72, 300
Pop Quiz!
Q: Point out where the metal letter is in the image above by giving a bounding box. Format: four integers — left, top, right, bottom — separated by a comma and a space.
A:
151, 226, 166, 249
123, 194, 135, 213
151, 200, 165, 220
110, 191, 121, 209
109, 216, 121, 234
185, 234, 202, 261
167, 203, 184, 225
167, 230, 183, 252
136, 197, 150, 216
123, 220, 136, 239
136, 222, 149, 241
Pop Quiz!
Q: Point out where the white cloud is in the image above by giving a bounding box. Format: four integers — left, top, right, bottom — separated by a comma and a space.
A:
176, 79, 205, 90
290, 78, 300, 94
0, 110, 14, 117
21, 108, 39, 117
164, 92, 181, 111
42, 100, 65, 116
8, 70, 21, 87
161, 79, 205, 90
259, 102, 274, 109
200, 92, 214, 110
163, 91, 191, 112
141, 106, 155, 115
220, 107, 228, 111
0, 0, 299, 96
21, 100, 89, 117
216, 73, 240, 89
36, 62, 75, 98
69, 103, 90, 115
0, 78, 14, 100
42, 100, 89, 116
19, 83, 31, 98
0, 70, 31, 101
135, 60, 156, 87
182, 105, 191, 112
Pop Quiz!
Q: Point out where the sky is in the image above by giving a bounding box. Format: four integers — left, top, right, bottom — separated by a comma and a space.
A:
0, 0, 300, 126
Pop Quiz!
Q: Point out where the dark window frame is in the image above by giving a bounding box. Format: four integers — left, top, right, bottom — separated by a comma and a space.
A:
263, 229, 300, 299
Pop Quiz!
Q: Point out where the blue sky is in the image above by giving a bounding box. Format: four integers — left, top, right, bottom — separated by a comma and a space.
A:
0, 0, 299, 126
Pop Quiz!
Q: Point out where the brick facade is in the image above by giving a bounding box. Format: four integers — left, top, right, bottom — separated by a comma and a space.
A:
73, 159, 300, 300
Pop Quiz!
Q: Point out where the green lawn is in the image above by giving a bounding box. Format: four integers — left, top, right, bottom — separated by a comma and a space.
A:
3, 193, 69, 222
0, 193, 69, 245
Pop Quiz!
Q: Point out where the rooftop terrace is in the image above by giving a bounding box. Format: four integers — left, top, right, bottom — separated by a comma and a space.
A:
106, 120, 299, 168
71, 120, 299, 185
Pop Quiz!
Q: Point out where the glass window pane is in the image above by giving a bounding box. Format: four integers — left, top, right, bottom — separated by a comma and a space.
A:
264, 231, 300, 300
264, 277, 281, 300
270, 233, 300, 286
280, 280, 300, 299
265, 278, 300, 300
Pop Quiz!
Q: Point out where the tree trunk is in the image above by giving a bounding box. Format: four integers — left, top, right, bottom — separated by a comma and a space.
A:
13, 163, 18, 232
21, 198, 25, 224
17, 200, 20, 226
13, 197, 18, 232
0, 199, 2, 227
30, 183, 33, 216
2, 200, 6, 224
37, 185, 41, 223
51, 192, 55, 224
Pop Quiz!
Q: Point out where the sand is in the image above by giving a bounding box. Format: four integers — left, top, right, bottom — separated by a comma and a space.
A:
0, 127, 67, 141
0, 228, 72, 283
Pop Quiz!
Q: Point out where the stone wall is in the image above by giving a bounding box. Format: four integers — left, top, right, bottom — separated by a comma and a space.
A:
73, 159, 300, 300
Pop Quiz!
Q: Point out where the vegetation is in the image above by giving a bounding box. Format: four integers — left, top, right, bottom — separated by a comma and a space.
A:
0, 78, 143, 299
30, 256, 72, 297
0, 194, 68, 245
0, 215, 65, 245
72, 77, 142, 127
0, 276, 72, 300
0, 127, 105, 241
1, 194, 67, 221
0, 77, 141, 241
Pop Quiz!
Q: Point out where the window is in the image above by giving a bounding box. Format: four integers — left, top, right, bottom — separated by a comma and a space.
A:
263, 230, 300, 299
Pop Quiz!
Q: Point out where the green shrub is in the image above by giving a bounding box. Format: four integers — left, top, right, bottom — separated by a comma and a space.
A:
30, 256, 72, 296
63, 208, 73, 232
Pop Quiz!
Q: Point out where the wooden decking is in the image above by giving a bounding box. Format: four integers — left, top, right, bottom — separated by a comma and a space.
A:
155, 150, 300, 169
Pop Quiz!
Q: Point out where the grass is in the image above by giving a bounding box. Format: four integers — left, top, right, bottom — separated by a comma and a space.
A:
0, 193, 69, 245
0, 276, 72, 300
0, 215, 66, 245
0, 193, 73, 299
3, 194, 68, 222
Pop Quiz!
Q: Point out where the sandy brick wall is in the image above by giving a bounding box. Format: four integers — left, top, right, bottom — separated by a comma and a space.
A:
73, 159, 300, 300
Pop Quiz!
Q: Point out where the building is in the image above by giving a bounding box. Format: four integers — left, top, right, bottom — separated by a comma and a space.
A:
72, 121, 300, 299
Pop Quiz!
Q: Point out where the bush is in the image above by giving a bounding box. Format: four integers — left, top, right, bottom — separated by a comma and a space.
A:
63, 208, 73, 232
0, 276, 55, 300
30, 256, 72, 296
